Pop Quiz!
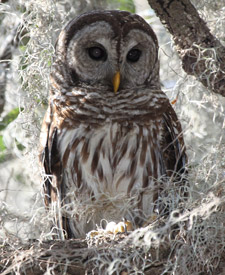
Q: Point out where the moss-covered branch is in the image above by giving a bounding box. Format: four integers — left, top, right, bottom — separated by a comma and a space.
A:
148, 0, 225, 96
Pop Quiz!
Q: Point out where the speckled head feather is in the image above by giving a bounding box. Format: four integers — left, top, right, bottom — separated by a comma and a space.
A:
62, 10, 158, 51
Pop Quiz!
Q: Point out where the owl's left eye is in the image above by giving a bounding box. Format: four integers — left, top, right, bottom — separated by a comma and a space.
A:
88, 47, 107, 61
127, 49, 141, 62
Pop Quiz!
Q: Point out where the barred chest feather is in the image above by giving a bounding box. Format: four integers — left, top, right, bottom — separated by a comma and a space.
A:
57, 121, 165, 235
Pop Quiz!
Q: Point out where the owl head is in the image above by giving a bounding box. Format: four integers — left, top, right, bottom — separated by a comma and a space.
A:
52, 10, 160, 94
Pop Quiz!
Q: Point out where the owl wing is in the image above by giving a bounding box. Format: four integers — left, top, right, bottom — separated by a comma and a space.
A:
39, 105, 60, 207
39, 105, 73, 238
41, 127, 61, 206
161, 103, 188, 181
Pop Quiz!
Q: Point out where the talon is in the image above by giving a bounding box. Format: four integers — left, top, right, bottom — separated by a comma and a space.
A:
87, 229, 105, 238
114, 220, 133, 234
114, 221, 126, 234
124, 220, 133, 231
87, 230, 99, 238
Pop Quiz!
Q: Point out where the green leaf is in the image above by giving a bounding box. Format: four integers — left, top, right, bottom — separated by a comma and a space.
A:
19, 53, 29, 70
0, 107, 23, 131
16, 140, 25, 151
0, 136, 7, 162
0, 135, 6, 152
110, 0, 135, 13
19, 45, 27, 52
0, 153, 6, 163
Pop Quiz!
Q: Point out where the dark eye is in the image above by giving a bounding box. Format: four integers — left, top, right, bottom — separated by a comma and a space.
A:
127, 49, 141, 62
88, 47, 107, 61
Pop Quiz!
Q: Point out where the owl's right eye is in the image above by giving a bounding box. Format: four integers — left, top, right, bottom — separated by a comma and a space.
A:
88, 47, 107, 61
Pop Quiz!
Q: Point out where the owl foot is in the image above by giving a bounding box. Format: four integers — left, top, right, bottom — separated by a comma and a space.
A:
87, 219, 133, 238
105, 219, 133, 234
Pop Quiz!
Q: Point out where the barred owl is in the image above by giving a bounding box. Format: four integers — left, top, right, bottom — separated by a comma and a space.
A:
39, 10, 187, 239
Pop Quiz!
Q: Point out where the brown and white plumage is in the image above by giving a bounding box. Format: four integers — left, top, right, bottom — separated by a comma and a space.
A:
39, 10, 187, 239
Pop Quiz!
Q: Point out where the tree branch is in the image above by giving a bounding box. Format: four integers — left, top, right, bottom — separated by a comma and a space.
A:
1, 230, 224, 274
0, 235, 169, 275
148, 0, 225, 97
0, 23, 20, 114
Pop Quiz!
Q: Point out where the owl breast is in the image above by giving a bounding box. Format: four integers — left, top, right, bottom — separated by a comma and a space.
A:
58, 121, 164, 234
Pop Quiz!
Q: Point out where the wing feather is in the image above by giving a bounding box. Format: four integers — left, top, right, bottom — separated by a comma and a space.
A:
39, 105, 74, 238
161, 104, 188, 181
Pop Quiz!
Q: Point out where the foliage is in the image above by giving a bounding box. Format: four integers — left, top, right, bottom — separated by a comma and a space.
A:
0, 108, 22, 131
108, 0, 135, 12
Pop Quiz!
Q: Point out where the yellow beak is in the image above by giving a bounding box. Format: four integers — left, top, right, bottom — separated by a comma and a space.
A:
112, 71, 120, 94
